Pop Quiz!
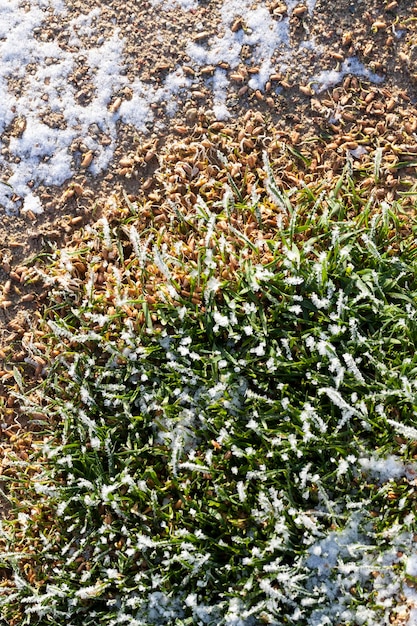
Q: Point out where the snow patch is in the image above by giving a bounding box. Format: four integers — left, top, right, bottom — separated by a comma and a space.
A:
312, 57, 384, 93
358, 454, 411, 483
150, 0, 198, 9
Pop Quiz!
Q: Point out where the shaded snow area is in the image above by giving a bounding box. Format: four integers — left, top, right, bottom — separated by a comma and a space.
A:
0, 0, 384, 214
301, 453, 417, 626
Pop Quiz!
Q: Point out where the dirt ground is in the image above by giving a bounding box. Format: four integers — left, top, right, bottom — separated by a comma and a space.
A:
1, 0, 417, 354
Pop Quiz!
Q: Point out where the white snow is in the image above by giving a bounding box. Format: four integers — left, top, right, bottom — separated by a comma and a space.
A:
406, 554, 417, 577
21, 192, 43, 215
312, 57, 385, 93
0, 2, 194, 214
0, 0, 386, 215
187, 0, 291, 90
358, 453, 415, 482
150, 0, 198, 9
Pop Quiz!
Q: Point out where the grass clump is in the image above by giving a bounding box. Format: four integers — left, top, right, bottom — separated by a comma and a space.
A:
1, 162, 417, 626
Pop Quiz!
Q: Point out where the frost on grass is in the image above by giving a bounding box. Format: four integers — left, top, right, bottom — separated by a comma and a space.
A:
2, 173, 417, 625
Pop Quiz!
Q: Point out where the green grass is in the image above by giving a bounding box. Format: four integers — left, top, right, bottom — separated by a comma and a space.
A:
1, 159, 417, 625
